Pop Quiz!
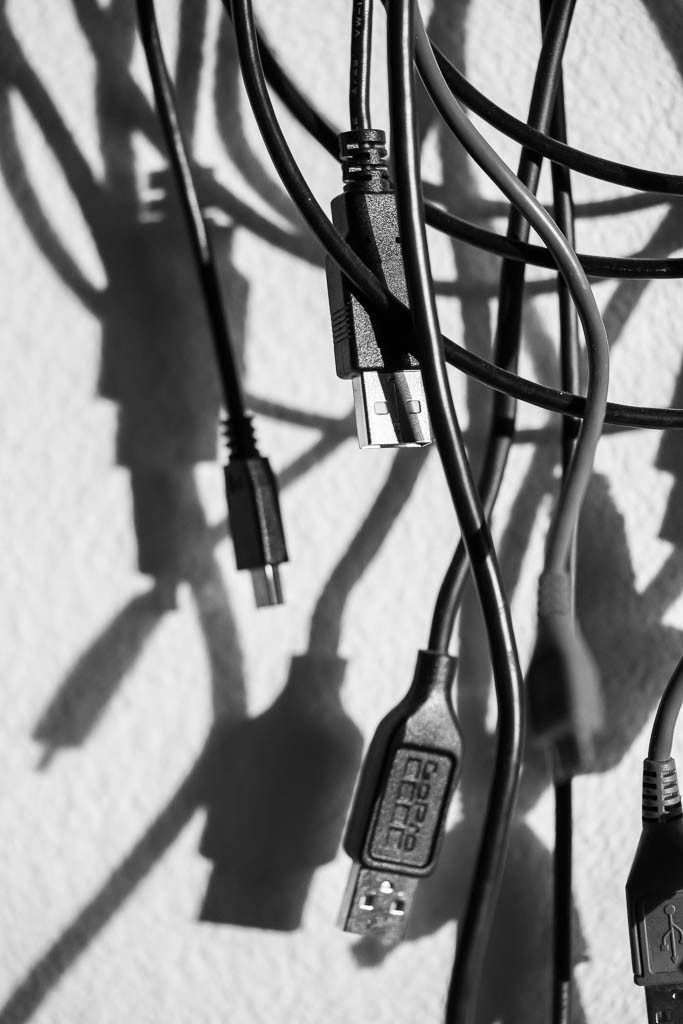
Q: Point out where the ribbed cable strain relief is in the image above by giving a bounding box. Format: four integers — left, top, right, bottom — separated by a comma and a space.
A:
642, 757, 683, 823
222, 414, 259, 460
338, 130, 392, 194
537, 571, 572, 618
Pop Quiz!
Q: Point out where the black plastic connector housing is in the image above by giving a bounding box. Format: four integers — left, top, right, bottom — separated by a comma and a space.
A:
224, 454, 288, 607
626, 758, 683, 1022
325, 130, 431, 449
339, 650, 462, 943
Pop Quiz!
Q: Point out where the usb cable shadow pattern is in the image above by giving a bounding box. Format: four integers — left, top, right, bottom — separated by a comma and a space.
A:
1, 4, 432, 1019
350, 5, 683, 1024
3, 1, 683, 1023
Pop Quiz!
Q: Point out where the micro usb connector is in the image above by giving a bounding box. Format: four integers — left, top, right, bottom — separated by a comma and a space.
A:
326, 129, 432, 450
339, 650, 462, 945
223, 418, 288, 608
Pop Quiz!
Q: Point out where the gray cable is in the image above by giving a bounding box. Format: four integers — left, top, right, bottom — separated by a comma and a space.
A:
649, 655, 683, 762
413, 5, 609, 576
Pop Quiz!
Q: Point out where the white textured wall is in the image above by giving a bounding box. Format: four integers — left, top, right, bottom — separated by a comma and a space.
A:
1, 1, 683, 1021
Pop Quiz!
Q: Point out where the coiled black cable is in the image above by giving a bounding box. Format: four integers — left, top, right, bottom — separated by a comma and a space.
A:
230, 9, 683, 279
220, 0, 683, 432
430, 35, 683, 195
349, 0, 374, 130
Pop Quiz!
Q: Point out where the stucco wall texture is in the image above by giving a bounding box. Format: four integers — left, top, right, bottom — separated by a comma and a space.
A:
1, 0, 682, 1021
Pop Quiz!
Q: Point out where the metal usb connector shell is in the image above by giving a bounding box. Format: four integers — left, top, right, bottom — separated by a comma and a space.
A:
352, 370, 430, 448
339, 650, 462, 944
626, 758, 683, 1022
326, 129, 432, 450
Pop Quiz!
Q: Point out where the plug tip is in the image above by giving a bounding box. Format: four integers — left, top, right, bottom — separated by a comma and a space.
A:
352, 371, 432, 449
338, 865, 417, 945
251, 564, 284, 608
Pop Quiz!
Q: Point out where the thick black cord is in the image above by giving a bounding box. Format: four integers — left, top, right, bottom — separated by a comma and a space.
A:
553, 779, 573, 1024
136, 0, 252, 436
425, 207, 683, 280
257, 28, 339, 158
441, 342, 682, 430
224, 0, 683, 431
430, 37, 683, 196
429, 0, 576, 653
349, 0, 373, 130
220, 4, 683, 280
385, 4, 524, 1024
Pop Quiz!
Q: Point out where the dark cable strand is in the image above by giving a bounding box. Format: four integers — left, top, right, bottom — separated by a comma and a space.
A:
218, 4, 683, 279
429, 0, 576, 652
553, 779, 573, 1024
549, 73, 579, 1024
424, 207, 683, 280
223, 0, 683, 431
648, 656, 683, 762
349, 0, 374, 129
429, 34, 683, 196
136, 0, 251, 430
258, 27, 339, 157
440, 339, 682, 429
385, 5, 525, 1024
227, 0, 390, 312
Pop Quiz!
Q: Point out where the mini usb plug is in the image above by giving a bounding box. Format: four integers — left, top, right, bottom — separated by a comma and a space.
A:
339, 650, 462, 944
326, 129, 432, 450
352, 370, 430, 448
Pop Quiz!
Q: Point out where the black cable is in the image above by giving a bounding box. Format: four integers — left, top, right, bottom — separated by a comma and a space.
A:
429, 0, 576, 653
220, 5, 683, 280
424, 208, 683, 280
223, 0, 683, 431
239, 20, 340, 158
349, 0, 374, 130
429, 35, 683, 196
385, 4, 525, 1024
227, 0, 390, 313
442, 340, 683, 429
648, 656, 683, 762
136, 0, 250, 430
549, 71, 579, 1024
553, 779, 573, 1024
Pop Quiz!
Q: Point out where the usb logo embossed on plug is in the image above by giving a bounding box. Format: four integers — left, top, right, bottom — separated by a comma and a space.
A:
661, 905, 683, 965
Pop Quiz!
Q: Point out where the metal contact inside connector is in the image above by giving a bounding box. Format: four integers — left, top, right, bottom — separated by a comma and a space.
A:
338, 865, 417, 944
352, 370, 432, 449
251, 564, 284, 607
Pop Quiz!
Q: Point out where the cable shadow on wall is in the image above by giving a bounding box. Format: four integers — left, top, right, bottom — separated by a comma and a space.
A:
353, 3, 683, 1023
2, 0, 683, 1022
0, 1, 420, 1018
